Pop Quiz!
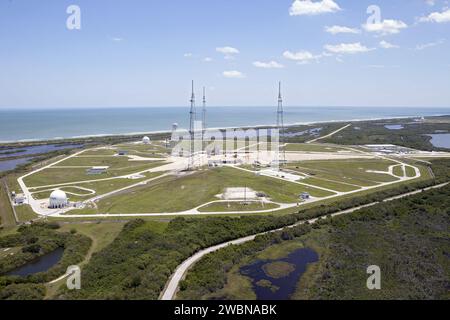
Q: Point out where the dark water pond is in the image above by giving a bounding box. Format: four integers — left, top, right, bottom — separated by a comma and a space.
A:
0, 157, 34, 172
0, 143, 83, 172
7, 247, 64, 277
284, 127, 322, 138
427, 134, 450, 149
0, 144, 83, 159
240, 247, 319, 300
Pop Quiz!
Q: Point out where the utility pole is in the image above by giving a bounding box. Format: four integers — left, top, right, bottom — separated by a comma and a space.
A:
202, 86, 207, 140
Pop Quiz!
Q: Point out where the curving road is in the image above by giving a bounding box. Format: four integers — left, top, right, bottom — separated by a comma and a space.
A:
159, 181, 449, 300
306, 124, 351, 144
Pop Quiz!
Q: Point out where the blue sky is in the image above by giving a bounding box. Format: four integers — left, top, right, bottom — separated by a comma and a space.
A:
0, 0, 449, 108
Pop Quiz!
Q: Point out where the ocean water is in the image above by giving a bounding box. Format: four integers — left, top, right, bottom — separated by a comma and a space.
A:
0, 106, 449, 143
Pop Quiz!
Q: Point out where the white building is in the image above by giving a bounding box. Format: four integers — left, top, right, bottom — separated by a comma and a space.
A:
300, 192, 310, 200
143, 136, 151, 144
86, 166, 109, 175
49, 190, 68, 209
14, 194, 25, 205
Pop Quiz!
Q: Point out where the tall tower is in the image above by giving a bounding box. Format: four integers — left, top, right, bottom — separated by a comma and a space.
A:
189, 80, 196, 170
277, 81, 286, 165
202, 86, 207, 140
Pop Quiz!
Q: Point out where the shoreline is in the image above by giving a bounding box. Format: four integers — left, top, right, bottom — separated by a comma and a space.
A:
1, 113, 449, 145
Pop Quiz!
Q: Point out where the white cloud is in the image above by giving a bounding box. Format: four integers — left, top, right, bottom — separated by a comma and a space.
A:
253, 61, 284, 69
415, 39, 445, 50
109, 37, 124, 42
184, 53, 193, 57
289, 0, 341, 16
223, 70, 245, 78
362, 19, 407, 35
204, 57, 213, 62
366, 64, 400, 69
325, 25, 361, 34
367, 65, 386, 69
216, 46, 240, 55
425, 0, 435, 6
324, 42, 374, 54
420, 8, 450, 23
216, 46, 240, 60
283, 50, 317, 64
379, 40, 399, 49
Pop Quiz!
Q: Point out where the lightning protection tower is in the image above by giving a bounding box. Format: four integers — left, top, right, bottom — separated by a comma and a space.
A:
277, 81, 286, 165
202, 86, 207, 141
189, 80, 196, 170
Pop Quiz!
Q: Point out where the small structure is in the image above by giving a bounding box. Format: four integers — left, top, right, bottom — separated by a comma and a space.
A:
300, 192, 310, 200
49, 190, 68, 209
142, 136, 151, 144
208, 159, 242, 167
14, 193, 25, 205
222, 187, 258, 201
86, 166, 109, 175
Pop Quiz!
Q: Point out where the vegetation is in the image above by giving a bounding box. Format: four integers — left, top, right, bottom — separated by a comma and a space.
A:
0, 222, 91, 300
59, 216, 308, 299
0, 181, 15, 227
198, 201, 279, 212
288, 159, 400, 186
79, 167, 333, 215
322, 118, 450, 151
262, 261, 295, 279
284, 143, 348, 153
284, 123, 349, 144
23, 160, 165, 187
178, 183, 450, 300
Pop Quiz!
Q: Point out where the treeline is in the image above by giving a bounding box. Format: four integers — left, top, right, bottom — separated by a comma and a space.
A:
179, 183, 450, 300
322, 120, 450, 151
59, 216, 303, 300
284, 123, 345, 143
0, 222, 91, 300
308, 184, 450, 299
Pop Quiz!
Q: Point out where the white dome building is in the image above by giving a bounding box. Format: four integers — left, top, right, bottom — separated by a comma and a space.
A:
49, 190, 68, 209
142, 136, 150, 144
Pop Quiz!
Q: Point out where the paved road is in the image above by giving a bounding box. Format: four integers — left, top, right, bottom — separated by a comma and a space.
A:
306, 124, 351, 144
159, 181, 449, 300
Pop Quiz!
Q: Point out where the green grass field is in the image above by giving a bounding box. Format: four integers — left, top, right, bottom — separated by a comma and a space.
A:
198, 201, 280, 212
32, 186, 94, 202
72, 167, 334, 214
15, 205, 38, 222
57, 155, 162, 168
405, 166, 416, 177
300, 177, 361, 192
79, 149, 118, 156
0, 183, 16, 227
30, 172, 165, 202
392, 165, 404, 177
284, 144, 349, 153
24, 160, 165, 187
286, 159, 399, 187
114, 142, 170, 156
